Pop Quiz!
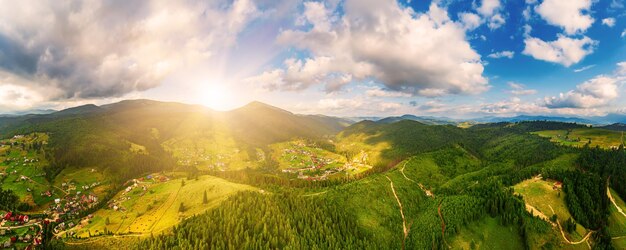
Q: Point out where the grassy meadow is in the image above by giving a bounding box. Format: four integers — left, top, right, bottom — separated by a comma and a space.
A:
71, 175, 256, 238
533, 128, 625, 149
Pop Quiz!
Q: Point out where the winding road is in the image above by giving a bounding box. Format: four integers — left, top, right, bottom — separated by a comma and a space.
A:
399, 160, 434, 198
385, 176, 409, 249
523, 203, 592, 245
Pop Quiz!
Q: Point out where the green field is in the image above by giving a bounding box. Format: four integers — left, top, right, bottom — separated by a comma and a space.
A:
449, 216, 524, 250
514, 179, 589, 242
533, 128, 625, 149
608, 188, 626, 249
269, 139, 372, 179
70, 175, 256, 238
401, 146, 481, 191
162, 126, 258, 171
0, 133, 56, 208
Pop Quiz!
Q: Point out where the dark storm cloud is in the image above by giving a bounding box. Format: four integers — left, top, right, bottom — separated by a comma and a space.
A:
0, 34, 39, 76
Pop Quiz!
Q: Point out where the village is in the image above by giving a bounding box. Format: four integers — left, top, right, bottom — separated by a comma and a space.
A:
277, 141, 371, 181
0, 134, 110, 248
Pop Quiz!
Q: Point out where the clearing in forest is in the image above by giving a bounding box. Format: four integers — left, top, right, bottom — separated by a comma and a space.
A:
514, 178, 590, 243
533, 128, 624, 149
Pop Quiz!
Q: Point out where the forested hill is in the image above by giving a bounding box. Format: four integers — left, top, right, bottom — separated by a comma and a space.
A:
0, 100, 351, 182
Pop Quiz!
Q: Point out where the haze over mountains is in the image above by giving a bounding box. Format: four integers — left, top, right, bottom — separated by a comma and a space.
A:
4, 100, 626, 126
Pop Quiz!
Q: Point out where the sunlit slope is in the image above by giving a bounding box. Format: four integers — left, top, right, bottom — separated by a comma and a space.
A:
533, 128, 625, 149
0, 100, 351, 180
337, 120, 465, 168
70, 174, 256, 238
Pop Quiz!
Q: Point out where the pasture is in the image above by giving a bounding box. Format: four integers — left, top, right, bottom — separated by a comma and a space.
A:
514, 179, 589, 242
449, 216, 524, 250
533, 128, 624, 149
72, 175, 256, 238
608, 188, 626, 249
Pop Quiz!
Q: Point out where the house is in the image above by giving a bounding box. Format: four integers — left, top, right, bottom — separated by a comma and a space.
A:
553, 181, 563, 190
3, 240, 11, 248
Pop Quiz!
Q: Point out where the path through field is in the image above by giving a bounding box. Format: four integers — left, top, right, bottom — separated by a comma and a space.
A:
385, 176, 408, 249
399, 160, 434, 198
607, 187, 626, 218
524, 203, 592, 245
147, 185, 182, 233
23, 175, 67, 195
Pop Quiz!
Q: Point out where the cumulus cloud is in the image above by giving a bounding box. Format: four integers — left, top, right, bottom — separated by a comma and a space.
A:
0, 0, 260, 101
602, 18, 616, 27
522, 35, 597, 67
365, 87, 411, 98
477, 0, 501, 17
459, 12, 483, 30
250, 0, 489, 97
476, 0, 506, 30
315, 97, 403, 115
488, 51, 515, 59
508, 82, 537, 95
535, 0, 594, 35
544, 75, 624, 108
478, 98, 548, 114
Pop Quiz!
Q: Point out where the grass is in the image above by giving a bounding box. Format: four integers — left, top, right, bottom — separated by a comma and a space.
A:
514, 178, 589, 242
533, 128, 625, 149
394, 145, 481, 190
53, 167, 112, 198
270, 140, 345, 170
0, 133, 54, 208
335, 132, 392, 168
162, 127, 258, 171
449, 216, 524, 250
73, 175, 255, 238
608, 188, 626, 248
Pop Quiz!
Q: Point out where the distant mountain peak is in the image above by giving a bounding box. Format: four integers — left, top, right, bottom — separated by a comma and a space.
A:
237, 101, 292, 115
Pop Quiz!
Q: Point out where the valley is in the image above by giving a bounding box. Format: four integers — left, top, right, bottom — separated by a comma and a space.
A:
0, 100, 624, 249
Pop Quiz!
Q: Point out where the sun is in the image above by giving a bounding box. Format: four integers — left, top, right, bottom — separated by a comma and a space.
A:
200, 83, 234, 111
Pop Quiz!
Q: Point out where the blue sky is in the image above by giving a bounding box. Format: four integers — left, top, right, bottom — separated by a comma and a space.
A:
0, 0, 624, 118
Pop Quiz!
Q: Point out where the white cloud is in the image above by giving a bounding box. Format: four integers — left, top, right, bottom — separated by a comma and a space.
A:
251, 1, 489, 97
535, 0, 594, 35
316, 97, 404, 115
477, 0, 501, 17
544, 75, 624, 108
602, 18, 616, 27
523, 24, 532, 37
365, 87, 411, 98
616, 62, 626, 75
459, 12, 483, 30
488, 13, 506, 30
475, 0, 506, 30
573, 65, 595, 72
622, 30, 626, 38
522, 35, 597, 67
488, 51, 515, 59
508, 82, 537, 95
522, 6, 532, 21
0, 0, 261, 101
